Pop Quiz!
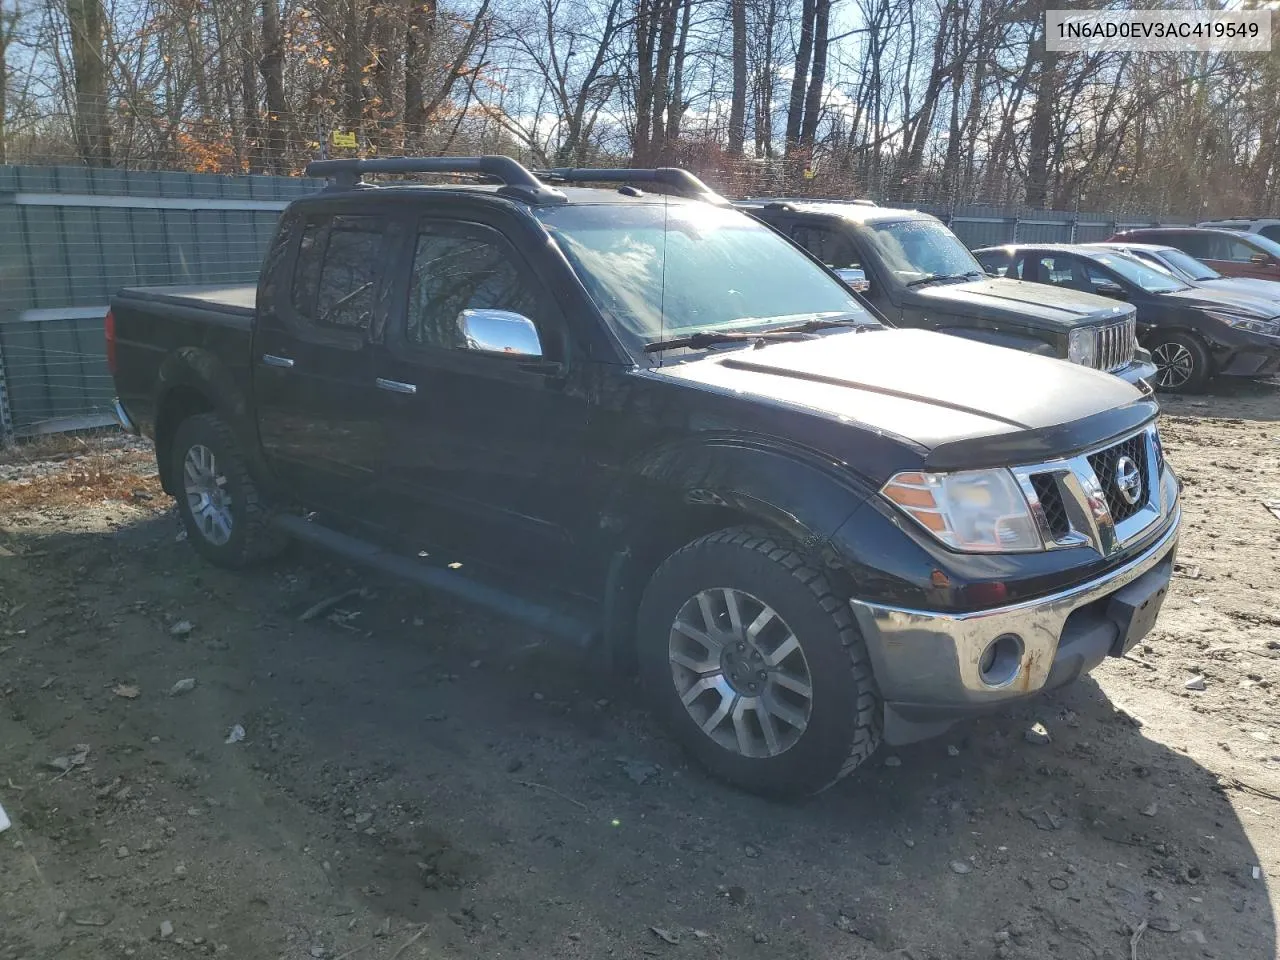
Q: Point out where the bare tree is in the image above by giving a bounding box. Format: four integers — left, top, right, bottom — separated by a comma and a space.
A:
64, 0, 111, 164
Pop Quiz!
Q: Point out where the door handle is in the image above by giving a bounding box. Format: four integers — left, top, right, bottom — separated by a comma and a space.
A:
262, 354, 295, 368
376, 378, 417, 395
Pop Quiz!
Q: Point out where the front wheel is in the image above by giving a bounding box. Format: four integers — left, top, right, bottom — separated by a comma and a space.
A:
170, 414, 287, 568
637, 528, 881, 798
1149, 332, 1211, 393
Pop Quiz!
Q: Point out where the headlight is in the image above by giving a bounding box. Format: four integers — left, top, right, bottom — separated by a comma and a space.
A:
1067, 327, 1097, 366
881, 469, 1042, 553
1205, 310, 1280, 335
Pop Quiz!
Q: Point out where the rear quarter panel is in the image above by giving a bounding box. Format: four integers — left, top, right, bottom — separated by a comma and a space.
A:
111, 292, 254, 440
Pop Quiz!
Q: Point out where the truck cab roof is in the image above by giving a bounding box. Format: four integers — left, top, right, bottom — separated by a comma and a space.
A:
735, 199, 934, 227
296, 182, 709, 210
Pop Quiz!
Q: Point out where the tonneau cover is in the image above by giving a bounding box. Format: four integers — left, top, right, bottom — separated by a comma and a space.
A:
117, 284, 256, 317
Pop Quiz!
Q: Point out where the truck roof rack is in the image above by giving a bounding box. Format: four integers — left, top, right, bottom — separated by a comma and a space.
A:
303, 156, 568, 205
535, 167, 730, 205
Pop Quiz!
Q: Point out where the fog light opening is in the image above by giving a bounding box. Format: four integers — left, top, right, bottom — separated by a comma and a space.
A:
979, 633, 1024, 687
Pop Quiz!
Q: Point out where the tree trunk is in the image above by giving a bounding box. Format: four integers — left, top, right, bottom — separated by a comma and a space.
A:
341, 0, 365, 129
0, 2, 10, 165
727, 0, 746, 156
757, 0, 778, 156
1025, 47, 1058, 209
784, 0, 815, 156
798, 0, 829, 150
259, 0, 287, 172
647, 0, 679, 162
404, 0, 437, 144
65, 0, 111, 165
633, 0, 656, 162
664, 0, 692, 147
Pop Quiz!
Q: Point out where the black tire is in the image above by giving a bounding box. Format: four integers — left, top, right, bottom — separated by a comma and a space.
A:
1148, 332, 1212, 393
170, 414, 287, 568
637, 527, 881, 798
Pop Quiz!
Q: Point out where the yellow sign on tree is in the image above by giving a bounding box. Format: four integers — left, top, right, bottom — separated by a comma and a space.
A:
330, 131, 357, 149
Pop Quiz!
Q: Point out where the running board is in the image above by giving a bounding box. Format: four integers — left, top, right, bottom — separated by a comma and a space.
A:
273, 514, 598, 646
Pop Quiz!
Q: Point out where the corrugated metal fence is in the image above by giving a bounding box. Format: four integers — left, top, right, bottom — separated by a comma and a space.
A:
0, 166, 1190, 442
911, 204, 1188, 248
0, 166, 314, 440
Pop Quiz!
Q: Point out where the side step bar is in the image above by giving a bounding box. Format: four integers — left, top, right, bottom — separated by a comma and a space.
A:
273, 514, 597, 646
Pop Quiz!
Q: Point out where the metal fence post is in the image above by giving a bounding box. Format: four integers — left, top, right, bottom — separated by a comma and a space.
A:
0, 338, 14, 446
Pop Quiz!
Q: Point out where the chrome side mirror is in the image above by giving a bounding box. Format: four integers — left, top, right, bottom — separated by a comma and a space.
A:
835, 267, 870, 293
457, 309, 543, 357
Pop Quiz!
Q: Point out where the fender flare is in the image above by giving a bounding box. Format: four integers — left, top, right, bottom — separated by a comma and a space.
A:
594, 436, 879, 667
153, 348, 266, 491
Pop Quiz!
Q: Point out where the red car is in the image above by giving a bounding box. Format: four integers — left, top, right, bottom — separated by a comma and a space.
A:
1108, 227, 1280, 282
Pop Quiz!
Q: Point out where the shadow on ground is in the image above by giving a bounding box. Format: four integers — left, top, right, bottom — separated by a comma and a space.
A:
0, 514, 1273, 960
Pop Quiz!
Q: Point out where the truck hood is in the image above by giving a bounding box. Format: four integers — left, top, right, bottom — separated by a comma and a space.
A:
914, 277, 1131, 332
649, 328, 1153, 468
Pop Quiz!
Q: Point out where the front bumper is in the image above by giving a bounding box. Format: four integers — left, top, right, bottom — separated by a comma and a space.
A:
850, 505, 1180, 745
1217, 347, 1280, 378
1113, 354, 1158, 393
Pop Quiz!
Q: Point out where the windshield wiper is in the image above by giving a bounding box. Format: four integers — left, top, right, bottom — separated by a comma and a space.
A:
905, 272, 977, 288
643, 329, 813, 353
766, 314, 879, 334
905, 273, 944, 287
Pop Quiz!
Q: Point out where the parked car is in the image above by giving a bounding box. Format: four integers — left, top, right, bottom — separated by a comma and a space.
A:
975, 243, 1280, 392
736, 199, 1156, 388
109, 158, 1181, 798
1197, 217, 1280, 244
1109, 226, 1280, 282
1091, 241, 1280, 306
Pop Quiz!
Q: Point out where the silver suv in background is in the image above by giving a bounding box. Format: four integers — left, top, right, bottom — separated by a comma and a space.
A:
1198, 218, 1280, 243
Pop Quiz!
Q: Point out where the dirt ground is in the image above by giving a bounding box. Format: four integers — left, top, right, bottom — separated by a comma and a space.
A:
1, 384, 1278, 960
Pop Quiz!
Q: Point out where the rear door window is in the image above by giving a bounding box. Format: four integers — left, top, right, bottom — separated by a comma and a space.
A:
1169, 232, 1212, 259
1221, 236, 1263, 262
1260, 225, 1280, 244
790, 223, 862, 271
290, 215, 388, 337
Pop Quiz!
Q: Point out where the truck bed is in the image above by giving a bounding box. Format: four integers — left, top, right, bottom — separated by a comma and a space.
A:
111, 284, 258, 441
118, 284, 257, 323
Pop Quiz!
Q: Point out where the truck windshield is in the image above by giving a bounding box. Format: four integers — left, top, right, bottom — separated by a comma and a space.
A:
864, 218, 984, 285
534, 202, 875, 346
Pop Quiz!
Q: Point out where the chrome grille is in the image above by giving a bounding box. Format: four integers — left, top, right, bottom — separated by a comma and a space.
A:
1087, 432, 1148, 523
1029, 474, 1070, 540
1014, 424, 1169, 557
1093, 315, 1136, 373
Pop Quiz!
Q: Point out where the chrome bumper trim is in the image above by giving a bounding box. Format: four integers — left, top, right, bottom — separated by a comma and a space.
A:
850, 505, 1180, 704
113, 398, 138, 435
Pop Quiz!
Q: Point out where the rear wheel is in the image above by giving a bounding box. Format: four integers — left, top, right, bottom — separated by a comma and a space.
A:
171, 414, 286, 568
1149, 332, 1211, 393
637, 527, 881, 798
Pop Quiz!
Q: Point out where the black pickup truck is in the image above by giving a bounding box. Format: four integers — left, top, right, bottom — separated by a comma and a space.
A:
737, 199, 1158, 388
109, 158, 1181, 797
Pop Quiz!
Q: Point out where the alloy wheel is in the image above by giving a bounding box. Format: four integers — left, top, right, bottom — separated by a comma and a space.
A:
668, 588, 813, 758
183, 444, 233, 546
1152, 342, 1194, 390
